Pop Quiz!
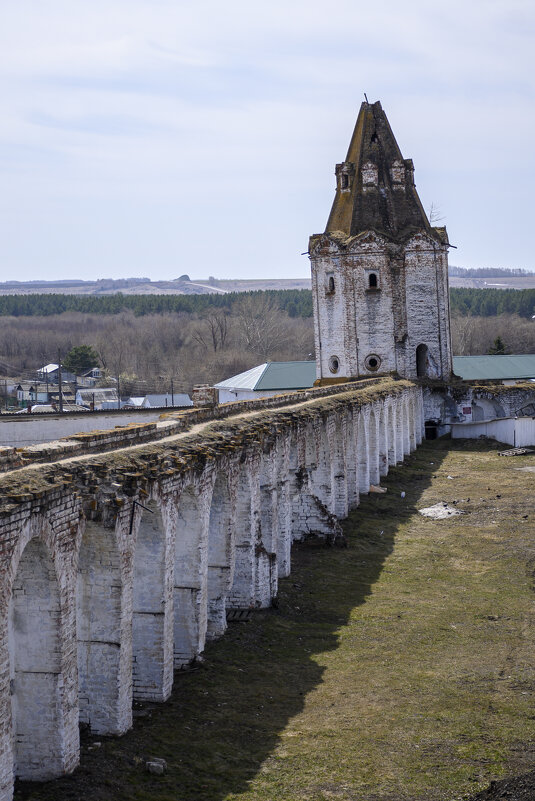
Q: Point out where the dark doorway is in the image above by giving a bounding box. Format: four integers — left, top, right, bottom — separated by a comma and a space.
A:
416, 344, 428, 377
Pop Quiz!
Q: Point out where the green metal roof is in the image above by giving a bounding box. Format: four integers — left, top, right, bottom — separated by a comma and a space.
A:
255, 361, 316, 391
214, 361, 316, 392
453, 355, 535, 381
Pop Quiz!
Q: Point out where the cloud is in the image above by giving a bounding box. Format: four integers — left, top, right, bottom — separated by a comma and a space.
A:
0, 0, 534, 277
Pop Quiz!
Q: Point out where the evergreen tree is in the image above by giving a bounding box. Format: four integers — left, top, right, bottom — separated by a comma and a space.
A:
487, 336, 509, 355
63, 345, 100, 374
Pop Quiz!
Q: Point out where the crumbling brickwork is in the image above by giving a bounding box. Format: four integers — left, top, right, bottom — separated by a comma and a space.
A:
0, 378, 422, 800
310, 101, 453, 383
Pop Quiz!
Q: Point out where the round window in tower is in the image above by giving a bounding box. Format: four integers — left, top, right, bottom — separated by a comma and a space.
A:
365, 354, 381, 372
329, 356, 340, 374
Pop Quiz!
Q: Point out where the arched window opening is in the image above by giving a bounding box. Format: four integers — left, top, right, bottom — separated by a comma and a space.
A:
368, 273, 378, 288
416, 344, 428, 378
328, 276, 335, 293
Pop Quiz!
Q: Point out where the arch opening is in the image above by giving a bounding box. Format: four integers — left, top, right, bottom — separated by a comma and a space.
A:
378, 406, 388, 477
207, 472, 233, 638
132, 501, 171, 701
386, 405, 396, 466
228, 467, 255, 609
9, 539, 67, 780
77, 522, 127, 734
357, 413, 369, 493
368, 409, 380, 485
174, 487, 204, 667
258, 455, 278, 608
344, 412, 359, 510
330, 417, 348, 519
416, 343, 429, 378
276, 439, 292, 579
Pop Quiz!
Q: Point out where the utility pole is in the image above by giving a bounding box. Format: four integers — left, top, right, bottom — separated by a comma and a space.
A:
117, 374, 120, 409
171, 378, 174, 406
45, 369, 49, 402
4, 380, 7, 411
58, 349, 63, 413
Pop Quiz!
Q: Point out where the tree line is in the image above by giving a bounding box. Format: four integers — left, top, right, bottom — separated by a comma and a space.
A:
0, 295, 314, 394
0, 287, 533, 319
449, 288, 535, 318
0, 290, 313, 319
0, 288, 534, 393
449, 265, 533, 277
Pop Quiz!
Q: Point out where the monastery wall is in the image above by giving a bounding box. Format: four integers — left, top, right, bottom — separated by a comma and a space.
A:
0, 378, 422, 800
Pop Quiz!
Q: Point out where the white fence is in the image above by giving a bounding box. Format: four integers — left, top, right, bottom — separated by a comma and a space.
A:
451, 416, 535, 447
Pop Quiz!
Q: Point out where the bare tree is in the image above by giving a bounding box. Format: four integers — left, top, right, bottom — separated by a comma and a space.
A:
428, 202, 445, 225
234, 295, 288, 360
193, 309, 230, 352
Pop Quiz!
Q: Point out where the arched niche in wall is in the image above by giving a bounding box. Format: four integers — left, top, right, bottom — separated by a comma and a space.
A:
275, 436, 292, 580
228, 465, 255, 610
173, 485, 206, 667
9, 538, 68, 780
386, 404, 396, 466
207, 472, 233, 639
416, 343, 429, 378
357, 413, 369, 494
257, 452, 278, 608
132, 500, 172, 702
368, 407, 380, 486
378, 404, 388, 477
77, 521, 128, 735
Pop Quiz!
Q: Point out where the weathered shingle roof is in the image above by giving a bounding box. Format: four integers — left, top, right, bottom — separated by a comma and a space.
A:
453, 355, 535, 381
325, 100, 445, 244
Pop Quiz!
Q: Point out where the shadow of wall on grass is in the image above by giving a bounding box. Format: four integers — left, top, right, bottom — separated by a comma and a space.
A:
16, 439, 451, 801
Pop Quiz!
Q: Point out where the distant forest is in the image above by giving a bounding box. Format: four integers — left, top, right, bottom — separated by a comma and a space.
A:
448, 265, 533, 278
0, 290, 313, 319
0, 287, 534, 319
0, 288, 534, 391
449, 288, 535, 318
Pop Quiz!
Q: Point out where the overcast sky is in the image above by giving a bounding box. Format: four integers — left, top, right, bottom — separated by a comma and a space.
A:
1, 1, 534, 281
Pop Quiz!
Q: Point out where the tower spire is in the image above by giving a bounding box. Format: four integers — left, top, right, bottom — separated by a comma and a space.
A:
326, 101, 441, 243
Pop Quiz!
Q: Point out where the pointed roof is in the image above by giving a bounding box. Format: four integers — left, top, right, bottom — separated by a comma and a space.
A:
325, 101, 446, 244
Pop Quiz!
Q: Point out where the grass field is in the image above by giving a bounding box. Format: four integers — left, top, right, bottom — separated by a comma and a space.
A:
17, 437, 535, 801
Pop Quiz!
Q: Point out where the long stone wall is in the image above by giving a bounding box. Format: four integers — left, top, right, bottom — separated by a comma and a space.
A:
0, 379, 423, 800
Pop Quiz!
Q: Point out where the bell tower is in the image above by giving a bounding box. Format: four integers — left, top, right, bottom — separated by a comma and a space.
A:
309, 100, 453, 383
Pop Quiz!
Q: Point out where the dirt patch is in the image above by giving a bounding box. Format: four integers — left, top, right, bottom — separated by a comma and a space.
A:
419, 501, 466, 519
470, 769, 535, 801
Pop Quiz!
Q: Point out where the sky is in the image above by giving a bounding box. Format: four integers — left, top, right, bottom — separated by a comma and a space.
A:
1, 1, 534, 281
